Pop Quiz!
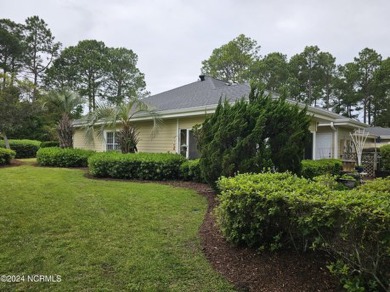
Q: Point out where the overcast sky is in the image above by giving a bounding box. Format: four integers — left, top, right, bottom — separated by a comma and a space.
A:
1, 0, 389, 95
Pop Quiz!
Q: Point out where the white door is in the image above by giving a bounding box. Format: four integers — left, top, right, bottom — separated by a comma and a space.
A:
315, 133, 333, 159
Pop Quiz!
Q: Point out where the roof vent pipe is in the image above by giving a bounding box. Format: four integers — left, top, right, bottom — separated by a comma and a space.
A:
199, 74, 205, 81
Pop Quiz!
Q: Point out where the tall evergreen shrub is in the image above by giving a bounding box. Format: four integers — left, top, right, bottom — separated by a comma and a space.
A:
198, 84, 311, 187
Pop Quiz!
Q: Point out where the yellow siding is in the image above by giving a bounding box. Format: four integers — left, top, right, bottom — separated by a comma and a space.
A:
73, 128, 105, 152
178, 115, 207, 129
135, 119, 177, 153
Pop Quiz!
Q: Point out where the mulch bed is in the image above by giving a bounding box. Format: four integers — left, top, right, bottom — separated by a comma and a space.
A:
162, 181, 342, 292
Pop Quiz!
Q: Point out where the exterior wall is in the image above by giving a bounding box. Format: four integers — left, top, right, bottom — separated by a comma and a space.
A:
136, 119, 177, 153
314, 126, 354, 160
73, 128, 105, 152
72, 115, 209, 153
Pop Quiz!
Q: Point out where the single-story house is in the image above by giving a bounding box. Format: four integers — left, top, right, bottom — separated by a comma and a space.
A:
364, 127, 390, 149
73, 75, 367, 160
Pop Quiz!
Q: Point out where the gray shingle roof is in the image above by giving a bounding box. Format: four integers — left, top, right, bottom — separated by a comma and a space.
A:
366, 127, 390, 136
143, 76, 250, 111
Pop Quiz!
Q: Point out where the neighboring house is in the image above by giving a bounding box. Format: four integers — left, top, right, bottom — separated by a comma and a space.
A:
365, 127, 390, 149
73, 75, 367, 160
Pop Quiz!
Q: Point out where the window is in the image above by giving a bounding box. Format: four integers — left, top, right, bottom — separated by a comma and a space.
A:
179, 129, 199, 159
106, 132, 120, 151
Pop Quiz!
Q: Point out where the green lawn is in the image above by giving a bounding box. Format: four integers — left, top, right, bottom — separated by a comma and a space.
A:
0, 161, 233, 291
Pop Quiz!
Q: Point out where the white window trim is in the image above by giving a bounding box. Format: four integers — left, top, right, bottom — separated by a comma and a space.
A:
178, 128, 191, 159
103, 130, 120, 151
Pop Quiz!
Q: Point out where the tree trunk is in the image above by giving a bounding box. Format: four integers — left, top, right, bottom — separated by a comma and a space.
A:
3, 133, 10, 149
57, 114, 74, 148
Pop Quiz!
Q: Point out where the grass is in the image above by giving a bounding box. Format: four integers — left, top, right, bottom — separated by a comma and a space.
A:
0, 160, 233, 291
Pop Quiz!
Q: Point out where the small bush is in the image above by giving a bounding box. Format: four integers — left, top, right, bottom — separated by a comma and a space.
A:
180, 159, 205, 182
380, 144, 390, 171
37, 147, 95, 167
0, 148, 16, 165
216, 172, 390, 291
301, 159, 342, 179
40, 141, 60, 148
0, 139, 41, 158
88, 152, 186, 180
358, 176, 390, 193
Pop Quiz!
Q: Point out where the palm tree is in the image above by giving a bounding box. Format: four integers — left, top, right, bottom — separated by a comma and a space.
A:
44, 89, 84, 148
84, 98, 161, 153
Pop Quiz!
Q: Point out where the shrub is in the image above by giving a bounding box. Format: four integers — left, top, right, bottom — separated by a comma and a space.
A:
197, 84, 311, 188
180, 159, 205, 182
40, 141, 60, 148
358, 176, 390, 193
301, 159, 342, 179
0, 139, 41, 158
216, 173, 389, 291
88, 152, 186, 180
37, 147, 95, 167
0, 148, 16, 165
380, 144, 390, 171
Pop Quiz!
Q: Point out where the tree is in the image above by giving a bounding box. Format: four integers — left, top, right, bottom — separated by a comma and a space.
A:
250, 52, 290, 93
332, 63, 361, 118
43, 89, 84, 148
373, 57, 390, 126
354, 48, 382, 124
84, 98, 161, 153
201, 34, 260, 83
45, 41, 148, 110
198, 84, 311, 187
0, 19, 24, 89
317, 51, 336, 109
23, 16, 61, 99
46, 40, 107, 111
105, 47, 148, 104
289, 46, 322, 105
0, 84, 39, 148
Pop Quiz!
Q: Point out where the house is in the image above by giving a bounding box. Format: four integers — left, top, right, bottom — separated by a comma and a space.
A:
73, 75, 367, 160
364, 127, 390, 149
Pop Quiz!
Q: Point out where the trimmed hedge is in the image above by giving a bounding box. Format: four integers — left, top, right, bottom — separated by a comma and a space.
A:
40, 141, 60, 148
216, 173, 389, 291
0, 139, 41, 158
380, 144, 390, 171
358, 176, 390, 193
301, 159, 342, 179
0, 148, 16, 165
88, 152, 186, 180
37, 147, 95, 167
180, 159, 205, 182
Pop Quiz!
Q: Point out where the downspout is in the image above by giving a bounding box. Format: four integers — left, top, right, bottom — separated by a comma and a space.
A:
330, 122, 338, 159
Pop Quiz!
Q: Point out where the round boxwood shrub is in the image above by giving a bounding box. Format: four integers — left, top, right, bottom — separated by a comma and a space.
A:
37, 147, 95, 167
0, 148, 16, 165
0, 139, 41, 158
88, 152, 186, 180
